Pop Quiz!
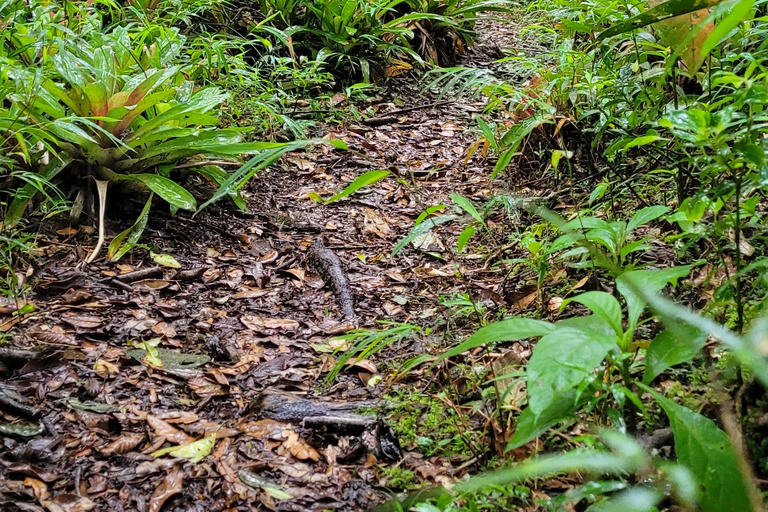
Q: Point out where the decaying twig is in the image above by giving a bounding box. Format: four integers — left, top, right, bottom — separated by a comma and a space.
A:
310, 237, 357, 320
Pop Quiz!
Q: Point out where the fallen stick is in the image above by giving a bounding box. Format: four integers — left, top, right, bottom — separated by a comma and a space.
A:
115, 266, 163, 283
383, 100, 452, 116
360, 116, 398, 127
310, 237, 357, 320
0, 388, 40, 419
0, 347, 37, 363
302, 414, 377, 430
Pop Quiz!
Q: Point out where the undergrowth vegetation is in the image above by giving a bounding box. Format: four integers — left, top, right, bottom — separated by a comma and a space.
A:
3, 0, 768, 509
379, 0, 768, 510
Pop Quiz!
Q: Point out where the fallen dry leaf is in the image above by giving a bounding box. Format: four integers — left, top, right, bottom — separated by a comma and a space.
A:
241, 315, 300, 332
147, 415, 194, 445
100, 433, 145, 455
283, 429, 320, 461
60, 313, 102, 330
40, 494, 95, 512
148, 468, 183, 512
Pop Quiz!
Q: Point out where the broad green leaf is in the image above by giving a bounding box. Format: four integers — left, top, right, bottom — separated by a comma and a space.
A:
122, 174, 196, 211
506, 390, 579, 451
319, 170, 390, 204
643, 386, 758, 512
450, 193, 484, 224
457, 225, 478, 253
193, 165, 247, 210
457, 431, 649, 495
108, 194, 153, 261
527, 326, 617, 416
623, 133, 663, 151
636, 289, 768, 388
152, 433, 216, 463
328, 139, 349, 150
392, 214, 462, 257
414, 204, 447, 226
627, 205, 670, 233
438, 318, 556, 362
562, 291, 623, 337
0, 422, 45, 437
616, 266, 692, 334
597, 0, 728, 40
491, 146, 516, 179
643, 329, 707, 383
586, 487, 663, 512
151, 252, 181, 268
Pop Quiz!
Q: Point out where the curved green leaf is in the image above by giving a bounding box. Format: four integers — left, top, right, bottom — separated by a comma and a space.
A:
527, 326, 617, 416
642, 386, 759, 512
438, 318, 555, 362
643, 329, 707, 384
108, 194, 153, 261
320, 170, 390, 204
562, 291, 624, 337
122, 174, 196, 211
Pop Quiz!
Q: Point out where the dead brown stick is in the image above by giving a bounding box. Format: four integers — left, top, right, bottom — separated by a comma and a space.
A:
310, 237, 357, 320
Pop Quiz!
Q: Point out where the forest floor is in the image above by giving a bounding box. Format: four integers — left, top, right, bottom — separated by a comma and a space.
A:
0, 19, 577, 512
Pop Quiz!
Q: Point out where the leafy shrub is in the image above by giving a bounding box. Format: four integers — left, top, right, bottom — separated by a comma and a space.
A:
0, 3, 309, 259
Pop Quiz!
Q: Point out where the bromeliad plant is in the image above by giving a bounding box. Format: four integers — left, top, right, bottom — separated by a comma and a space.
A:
1, 20, 308, 260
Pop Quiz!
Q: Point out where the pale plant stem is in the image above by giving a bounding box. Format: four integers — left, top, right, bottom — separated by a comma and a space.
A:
85, 179, 109, 264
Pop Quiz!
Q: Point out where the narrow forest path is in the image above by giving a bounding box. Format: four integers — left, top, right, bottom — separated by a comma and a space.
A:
1, 19, 550, 512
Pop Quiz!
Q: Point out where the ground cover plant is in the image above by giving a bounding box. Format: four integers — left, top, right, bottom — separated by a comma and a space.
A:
1, 0, 768, 510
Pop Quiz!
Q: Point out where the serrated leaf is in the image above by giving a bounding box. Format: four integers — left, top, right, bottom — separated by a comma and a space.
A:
152, 433, 216, 463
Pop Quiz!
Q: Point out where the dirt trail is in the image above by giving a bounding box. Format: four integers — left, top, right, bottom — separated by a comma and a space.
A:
0, 19, 544, 512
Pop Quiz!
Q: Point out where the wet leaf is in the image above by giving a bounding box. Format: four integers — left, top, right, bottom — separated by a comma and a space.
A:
241, 315, 300, 332
148, 468, 183, 512
101, 433, 146, 455
283, 429, 321, 461
151, 252, 181, 268
60, 313, 102, 329
151, 433, 216, 463
313, 170, 390, 204
238, 470, 293, 499
0, 422, 45, 437
122, 174, 197, 211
